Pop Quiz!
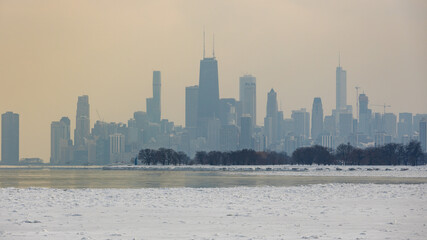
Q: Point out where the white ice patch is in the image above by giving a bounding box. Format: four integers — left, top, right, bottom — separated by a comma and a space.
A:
0, 184, 426, 239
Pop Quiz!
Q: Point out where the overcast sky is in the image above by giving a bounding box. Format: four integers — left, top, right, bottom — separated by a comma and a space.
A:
1, 0, 426, 161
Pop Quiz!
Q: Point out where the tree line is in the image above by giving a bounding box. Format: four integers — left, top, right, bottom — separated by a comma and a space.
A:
137, 140, 425, 166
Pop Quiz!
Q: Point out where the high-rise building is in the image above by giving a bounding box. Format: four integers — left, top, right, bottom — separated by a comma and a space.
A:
147, 71, 161, 123
240, 116, 253, 149
1, 112, 19, 164
110, 133, 125, 154
220, 124, 239, 151
420, 118, 427, 152
321, 135, 334, 149
239, 74, 256, 127
336, 62, 347, 111
50, 117, 72, 165
373, 112, 383, 134
74, 95, 90, 147
292, 108, 310, 139
185, 85, 199, 128
311, 97, 323, 141
398, 112, 413, 139
265, 89, 278, 146
413, 114, 427, 133
339, 113, 353, 137
358, 93, 371, 135
197, 53, 219, 138
207, 118, 221, 151
324, 115, 336, 136
383, 113, 397, 138
219, 98, 237, 126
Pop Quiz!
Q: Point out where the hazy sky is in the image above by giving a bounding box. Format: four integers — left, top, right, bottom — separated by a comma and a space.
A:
1, 0, 426, 162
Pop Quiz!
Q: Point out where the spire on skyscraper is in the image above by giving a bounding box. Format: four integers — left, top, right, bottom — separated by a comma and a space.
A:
203, 28, 206, 59
213, 33, 215, 58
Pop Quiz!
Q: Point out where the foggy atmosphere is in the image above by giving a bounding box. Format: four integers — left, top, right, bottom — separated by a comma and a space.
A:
0, 1, 426, 239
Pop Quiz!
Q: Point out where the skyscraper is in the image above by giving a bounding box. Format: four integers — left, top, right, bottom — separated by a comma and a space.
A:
1, 112, 19, 164
265, 89, 278, 146
185, 85, 198, 128
336, 61, 347, 111
239, 74, 256, 127
398, 112, 413, 139
147, 71, 161, 123
74, 95, 90, 147
339, 113, 353, 137
358, 93, 372, 135
50, 117, 71, 165
311, 97, 323, 141
197, 43, 219, 138
292, 108, 310, 139
198, 57, 219, 119
240, 116, 253, 149
420, 118, 427, 152
383, 113, 397, 138
219, 98, 237, 126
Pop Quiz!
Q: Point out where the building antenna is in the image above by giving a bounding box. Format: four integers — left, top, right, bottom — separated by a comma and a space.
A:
203, 28, 206, 59
212, 33, 215, 58
338, 51, 341, 67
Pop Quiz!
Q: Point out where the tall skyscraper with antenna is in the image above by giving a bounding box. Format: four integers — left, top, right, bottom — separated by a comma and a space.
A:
197, 31, 219, 138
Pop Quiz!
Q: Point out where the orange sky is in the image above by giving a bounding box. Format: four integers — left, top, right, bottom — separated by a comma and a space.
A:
1, 0, 426, 162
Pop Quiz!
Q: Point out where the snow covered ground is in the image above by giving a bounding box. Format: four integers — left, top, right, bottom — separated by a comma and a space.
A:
105, 165, 427, 178
1, 184, 426, 239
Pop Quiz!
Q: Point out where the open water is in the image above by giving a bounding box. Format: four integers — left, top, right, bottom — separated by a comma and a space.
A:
1, 167, 426, 188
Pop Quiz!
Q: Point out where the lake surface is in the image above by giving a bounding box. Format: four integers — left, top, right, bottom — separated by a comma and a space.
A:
1, 168, 426, 188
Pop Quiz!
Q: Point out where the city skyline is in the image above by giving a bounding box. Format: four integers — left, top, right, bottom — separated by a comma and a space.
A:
1, 0, 427, 162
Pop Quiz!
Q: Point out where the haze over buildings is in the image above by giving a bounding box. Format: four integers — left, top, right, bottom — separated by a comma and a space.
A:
0, 1, 426, 162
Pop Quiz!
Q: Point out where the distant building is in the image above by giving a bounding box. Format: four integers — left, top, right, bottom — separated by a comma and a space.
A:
324, 115, 336, 136
240, 116, 253, 149
358, 93, 371, 135
220, 124, 239, 151
110, 133, 126, 164
292, 108, 310, 139
219, 98, 237, 126
50, 117, 72, 165
311, 97, 323, 141
383, 113, 397, 138
321, 135, 334, 149
375, 132, 391, 147
398, 112, 412, 140
239, 74, 256, 127
265, 89, 279, 147
413, 114, 427, 133
339, 113, 353, 137
147, 71, 161, 123
197, 55, 219, 138
336, 62, 347, 111
207, 118, 221, 151
1, 112, 19, 165
420, 118, 427, 152
74, 95, 90, 147
185, 85, 198, 128
373, 112, 383, 134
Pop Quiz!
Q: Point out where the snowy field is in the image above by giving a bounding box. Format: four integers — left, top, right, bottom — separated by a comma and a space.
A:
105, 165, 427, 178
1, 183, 426, 239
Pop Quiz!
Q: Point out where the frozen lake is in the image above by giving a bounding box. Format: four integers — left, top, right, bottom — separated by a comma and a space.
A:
1, 184, 426, 239
1, 167, 426, 239
0, 167, 427, 188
